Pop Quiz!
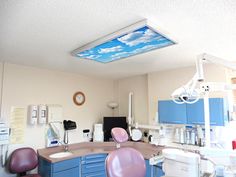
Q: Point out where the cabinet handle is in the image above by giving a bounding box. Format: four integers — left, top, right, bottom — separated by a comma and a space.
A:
172, 121, 182, 123
192, 121, 204, 124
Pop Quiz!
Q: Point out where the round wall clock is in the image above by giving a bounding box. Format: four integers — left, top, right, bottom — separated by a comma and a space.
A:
73, 91, 85, 106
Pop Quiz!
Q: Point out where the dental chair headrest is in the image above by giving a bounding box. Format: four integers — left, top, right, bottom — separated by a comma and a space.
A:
111, 127, 128, 143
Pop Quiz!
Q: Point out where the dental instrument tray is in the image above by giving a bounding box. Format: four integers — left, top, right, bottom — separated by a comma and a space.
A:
63, 120, 77, 130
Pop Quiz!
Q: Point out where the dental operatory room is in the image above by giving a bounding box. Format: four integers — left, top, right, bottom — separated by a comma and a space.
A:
2, 1, 236, 177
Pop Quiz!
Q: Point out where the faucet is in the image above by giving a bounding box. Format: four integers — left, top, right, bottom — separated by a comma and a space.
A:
63, 130, 69, 152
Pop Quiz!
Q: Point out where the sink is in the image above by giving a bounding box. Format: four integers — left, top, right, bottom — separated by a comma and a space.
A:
49, 151, 73, 159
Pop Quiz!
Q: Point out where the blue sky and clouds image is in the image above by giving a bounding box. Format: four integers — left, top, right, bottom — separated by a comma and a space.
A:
76, 26, 175, 63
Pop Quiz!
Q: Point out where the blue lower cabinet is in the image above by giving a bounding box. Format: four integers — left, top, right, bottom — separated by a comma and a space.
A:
39, 154, 165, 177
153, 163, 164, 177
145, 160, 152, 177
53, 166, 80, 177
38, 157, 80, 177
81, 153, 107, 177
145, 160, 164, 177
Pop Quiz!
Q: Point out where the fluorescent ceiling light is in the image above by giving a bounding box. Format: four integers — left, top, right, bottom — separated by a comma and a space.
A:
72, 19, 177, 63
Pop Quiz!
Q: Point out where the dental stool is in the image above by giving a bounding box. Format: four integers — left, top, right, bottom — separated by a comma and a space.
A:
8, 147, 41, 177
106, 127, 146, 177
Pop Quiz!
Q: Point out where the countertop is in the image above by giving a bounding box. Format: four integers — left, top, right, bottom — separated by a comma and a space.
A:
37, 141, 165, 163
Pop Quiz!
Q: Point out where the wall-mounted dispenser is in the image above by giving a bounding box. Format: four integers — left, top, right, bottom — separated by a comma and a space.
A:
38, 104, 47, 124
28, 105, 38, 125
0, 123, 10, 145
47, 104, 63, 123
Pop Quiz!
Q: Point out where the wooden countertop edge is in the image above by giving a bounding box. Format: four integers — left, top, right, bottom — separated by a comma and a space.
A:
37, 141, 166, 163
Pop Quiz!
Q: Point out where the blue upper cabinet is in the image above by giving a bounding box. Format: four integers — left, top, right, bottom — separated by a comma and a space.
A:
158, 98, 229, 126
186, 99, 205, 125
187, 98, 228, 126
158, 100, 187, 124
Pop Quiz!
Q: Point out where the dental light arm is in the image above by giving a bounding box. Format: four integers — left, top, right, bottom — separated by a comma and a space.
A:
171, 73, 201, 104
172, 53, 236, 147
172, 53, 236, 104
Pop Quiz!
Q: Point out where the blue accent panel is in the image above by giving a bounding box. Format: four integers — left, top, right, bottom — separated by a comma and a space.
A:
53, 167, 80, 177
53, 158, 80, 172
158, 100, 187, 124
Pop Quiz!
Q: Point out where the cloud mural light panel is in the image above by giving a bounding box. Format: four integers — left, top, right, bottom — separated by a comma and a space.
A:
72, 20, 176, 63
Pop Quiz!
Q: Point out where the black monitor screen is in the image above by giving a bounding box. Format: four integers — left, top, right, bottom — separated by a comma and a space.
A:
103, 117, 127, 141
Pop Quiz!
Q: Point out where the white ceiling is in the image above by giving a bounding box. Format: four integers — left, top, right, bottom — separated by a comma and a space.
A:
1, 0, 236, 79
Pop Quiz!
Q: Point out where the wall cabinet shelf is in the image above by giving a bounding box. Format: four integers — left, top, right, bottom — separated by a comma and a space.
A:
158, 98, 229, 126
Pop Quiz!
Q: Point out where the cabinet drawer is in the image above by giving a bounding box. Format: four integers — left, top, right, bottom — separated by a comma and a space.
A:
81, 161, 106, 174
82, 170, 106, 177
53, 166, 80, 177
81, 154, 107, 164
53, 158, 80, 172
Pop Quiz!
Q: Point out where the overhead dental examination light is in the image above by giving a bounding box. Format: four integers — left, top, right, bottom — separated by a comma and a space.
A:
172, 53, 236, 147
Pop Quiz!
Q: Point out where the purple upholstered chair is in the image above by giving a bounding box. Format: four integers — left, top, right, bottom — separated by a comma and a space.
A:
8, 147, 41, 177
106, 127, 146, 177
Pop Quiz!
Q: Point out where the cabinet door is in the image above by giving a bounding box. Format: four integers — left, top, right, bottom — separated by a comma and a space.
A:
153, 163, 164, 177
145, 160, 152, 177
209, 98, 227, 126
53, 167, 80, 177
186, 99, 204, 125
158, 100, 187, 124
187, 98, 227, 126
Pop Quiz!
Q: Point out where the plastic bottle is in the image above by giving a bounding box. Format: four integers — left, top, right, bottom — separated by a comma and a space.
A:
191, 129, 196, 145
179, 128, 185, 144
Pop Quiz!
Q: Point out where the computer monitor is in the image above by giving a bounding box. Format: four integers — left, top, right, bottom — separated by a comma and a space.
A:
103, 117, 127, 141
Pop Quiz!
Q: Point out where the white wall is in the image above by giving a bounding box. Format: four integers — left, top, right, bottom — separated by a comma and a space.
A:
0, 63, 114, 177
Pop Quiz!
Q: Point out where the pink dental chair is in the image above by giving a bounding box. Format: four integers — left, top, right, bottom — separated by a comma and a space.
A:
8, 147, 41, 177
106, 127, 146, 177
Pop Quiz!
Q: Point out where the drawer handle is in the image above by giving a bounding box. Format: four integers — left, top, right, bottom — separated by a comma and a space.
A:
83, 172, 105, 177
85, 164, 104, 169
82, 159, 105, 164
83, 155, 106, 159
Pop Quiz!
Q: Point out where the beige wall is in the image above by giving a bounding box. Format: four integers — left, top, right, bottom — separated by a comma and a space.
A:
148, 64, 228, 123
116, 75, 149, 124
0, 63, 115, 176
116, 64, 228, 125
0, 62, 229, 176
1, 63, 114, 148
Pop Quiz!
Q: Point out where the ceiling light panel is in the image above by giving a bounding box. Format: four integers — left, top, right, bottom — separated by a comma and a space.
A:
72, 20, 176, 63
